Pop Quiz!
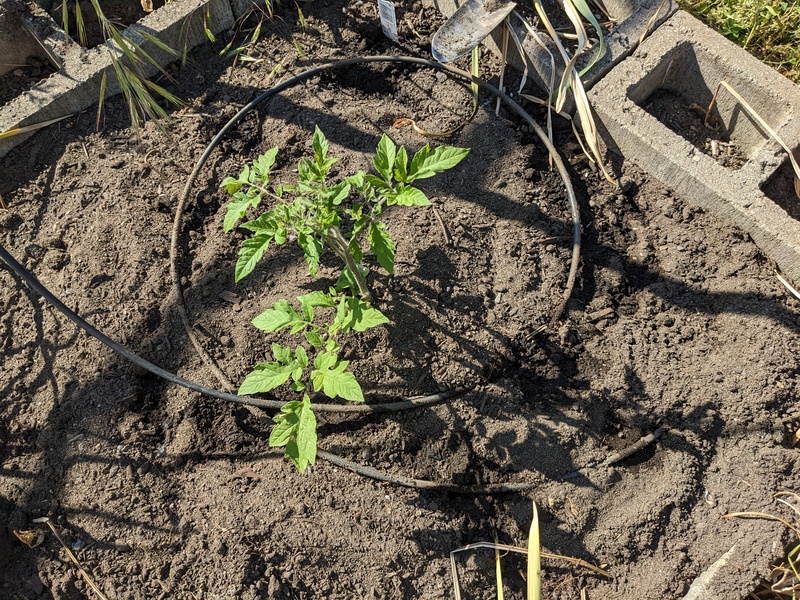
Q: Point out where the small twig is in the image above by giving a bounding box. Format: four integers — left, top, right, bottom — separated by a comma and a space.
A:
603, 427, 666, 467
431, 205, 452, 246
0, 192, 6, 210
33, 517, 110, 600
563, 427, 666, 480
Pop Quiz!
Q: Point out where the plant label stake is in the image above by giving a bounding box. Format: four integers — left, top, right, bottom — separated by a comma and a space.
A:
377, 0, 398, 41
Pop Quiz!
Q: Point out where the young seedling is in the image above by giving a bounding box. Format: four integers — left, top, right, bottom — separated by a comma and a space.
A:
222, 127, 469, 471
222, 126, 470, 300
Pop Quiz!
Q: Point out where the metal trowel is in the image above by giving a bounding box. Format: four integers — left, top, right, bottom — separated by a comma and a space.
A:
431, 0, 517, 63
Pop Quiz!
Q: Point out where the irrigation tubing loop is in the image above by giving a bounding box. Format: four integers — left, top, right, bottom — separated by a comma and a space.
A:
1, 55, 582, 493
171, 56, 581, 381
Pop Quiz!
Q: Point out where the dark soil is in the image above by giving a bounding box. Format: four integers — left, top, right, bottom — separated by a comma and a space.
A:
2, 1, 800, 599
642, 89, 749, 170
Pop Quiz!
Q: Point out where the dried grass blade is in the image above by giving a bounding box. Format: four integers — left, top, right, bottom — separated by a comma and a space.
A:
775, 492, 800, 518
96, 70, 107, 131
534, 0, 581, 113
450, 547, 464, 600
32, 517, 110, 600
775, 272, 800, 301
724, 511, 800, 537
497, 20, 509, 117
639, 0, 669, 45
450, 540, 611, 578
495, 535, 505, 600
706, 81, 800, 199
528, 501, 541, 600
0, 114, 73, 140
571, 69, 616, 184
509, 10, 555, 143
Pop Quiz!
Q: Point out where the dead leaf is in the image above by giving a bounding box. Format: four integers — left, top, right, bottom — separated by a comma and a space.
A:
13, 529, 45, 548
141, 0, 154, 11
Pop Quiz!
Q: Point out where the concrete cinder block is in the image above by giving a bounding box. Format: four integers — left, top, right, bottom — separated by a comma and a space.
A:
589, 10, 800, 283
424, 0, 676, 97
0, 0, 235, 158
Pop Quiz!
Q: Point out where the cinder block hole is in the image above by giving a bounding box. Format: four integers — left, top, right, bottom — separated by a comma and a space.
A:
38, 0, 167, 48
761, 154, 800, 222
0, 27, 57, 106
630, 42, 792, 169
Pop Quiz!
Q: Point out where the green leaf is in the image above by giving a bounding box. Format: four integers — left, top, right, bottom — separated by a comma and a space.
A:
312, 126, 330, 168
252, 300, 303, 332
224, 191, 260, 233
269, 417, 296, 447
238, 362, 293, 395
300, 290, 336, 309
272, 342, 293, 365
312, 366, 364, 402
295, 345, 308, 368
365, 174, 391, 192
334, 262, 370, 295
295, 395, 317, 469
304, 329, 324, 347
408, 145, 470, 182
253, 147, 279, 182
235, 232, 273, 282
297, 232, 324, 277
344, 297, 390, 332
374, 134, 397, 182
391, 185, 431, 206
394, 145, 408, 182
269, 397, 318, 473
240, 212, 277, 233
369, 221, 396, 274
239, 164, 252, 184
313, 350, 338, 371
221, 176, 243, 195
327, 181, 351, 205
346, 171, 366, 190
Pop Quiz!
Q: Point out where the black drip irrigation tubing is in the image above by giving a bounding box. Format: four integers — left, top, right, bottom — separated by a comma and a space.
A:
0, 55, 582, 494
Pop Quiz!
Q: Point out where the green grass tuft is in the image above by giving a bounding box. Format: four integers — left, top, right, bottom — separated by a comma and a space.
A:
678, 0, 800, 82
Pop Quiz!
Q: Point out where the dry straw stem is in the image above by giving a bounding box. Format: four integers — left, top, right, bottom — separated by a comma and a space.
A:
32, 517, 110, 600
532, 0, 617, 185
732, 493, 800, 598
495, 535, 505, 600
528, 500, 542, 600
704, 80, 800, 200
0, 114, 74, 141
450, 535, 611, 599
775, 271, 800, 302
639, 0, 671, 45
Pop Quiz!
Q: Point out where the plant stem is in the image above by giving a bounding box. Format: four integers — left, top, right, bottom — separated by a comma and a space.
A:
324, 227, 374, 303
247, 182, 285, 204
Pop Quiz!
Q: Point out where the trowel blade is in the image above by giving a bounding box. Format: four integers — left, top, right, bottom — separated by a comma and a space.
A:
431, 0, 517, 63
